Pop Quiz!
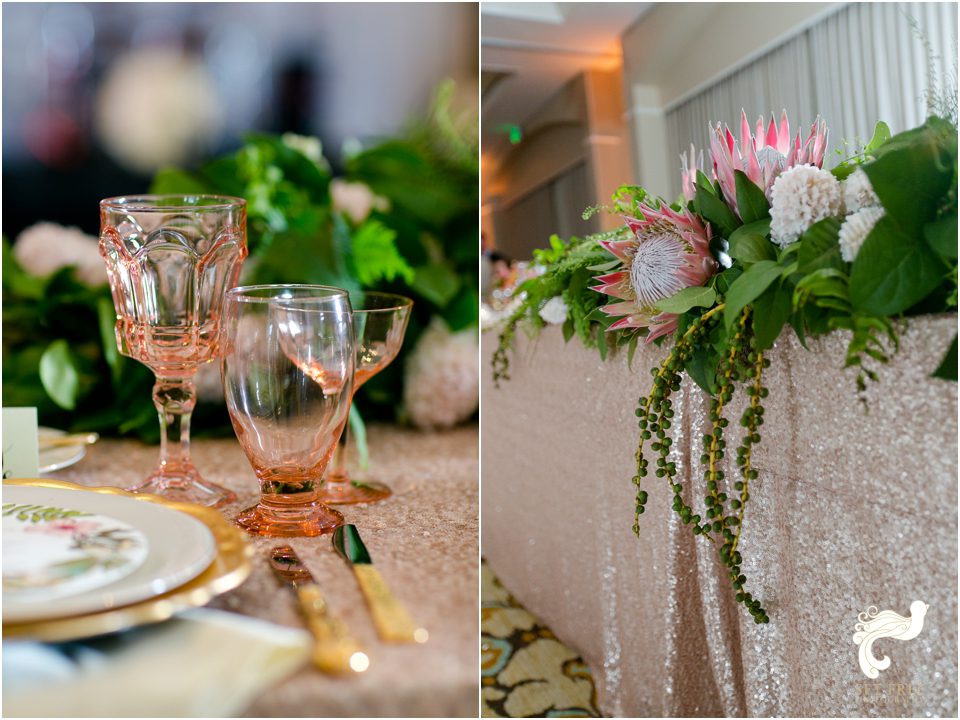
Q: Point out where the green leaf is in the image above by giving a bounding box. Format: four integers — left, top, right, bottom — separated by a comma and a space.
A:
924, 214, 958, 260
797, 217, 843, 273
685, 345, 717, 394
440, 287, 479, 332
586, 259, 621, 272
149, 167, 211, 195
751, 283, 791, 350
411, 264, 461, 307
734, 170, 770, 224
932, 334, 958, 381
626, 333, 639, 369
862, 125, 953, 232
654, 286, 717, 314
350, 220, 415, 286
723, 260, 782, 330
562, 319, 575, 342
39, 340, 81, 410
348, 403, 369, 470
849, 216, 946, 315
728, 232, 775, 265
96, 298, 121, 383
865, 120, 892, 154
695, 181, 740, 238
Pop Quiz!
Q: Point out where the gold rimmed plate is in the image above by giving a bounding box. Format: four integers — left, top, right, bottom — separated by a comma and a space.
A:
2, 479, 253, 643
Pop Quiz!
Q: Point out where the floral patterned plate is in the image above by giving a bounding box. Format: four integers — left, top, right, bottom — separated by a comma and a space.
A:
2, 485, 216, 623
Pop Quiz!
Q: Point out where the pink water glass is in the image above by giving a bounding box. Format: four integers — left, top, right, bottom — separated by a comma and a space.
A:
99, 195, 247, 507
221, 285, 355, 537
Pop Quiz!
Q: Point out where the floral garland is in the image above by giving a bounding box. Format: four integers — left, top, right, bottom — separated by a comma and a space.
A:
491, 111, 958, 622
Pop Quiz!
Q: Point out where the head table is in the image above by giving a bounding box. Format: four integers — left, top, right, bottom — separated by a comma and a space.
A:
481, 316, 957, 718
24, 424, 479, 718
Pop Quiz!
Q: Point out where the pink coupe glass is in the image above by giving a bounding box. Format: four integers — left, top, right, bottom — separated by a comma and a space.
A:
318, 291, 413, 505
99, 195, 247, 507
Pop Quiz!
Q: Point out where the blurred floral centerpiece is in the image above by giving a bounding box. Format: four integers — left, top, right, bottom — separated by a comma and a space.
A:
2, 81, 479, 440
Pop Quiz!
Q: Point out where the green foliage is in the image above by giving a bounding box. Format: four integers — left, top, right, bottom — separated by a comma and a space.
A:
4, 81, 478, 432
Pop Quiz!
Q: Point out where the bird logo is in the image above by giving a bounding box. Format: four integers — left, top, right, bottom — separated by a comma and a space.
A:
853, 601, 928, 679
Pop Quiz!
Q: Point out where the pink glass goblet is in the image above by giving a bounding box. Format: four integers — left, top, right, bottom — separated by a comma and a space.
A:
99, 195, 247, 507
221, 285, 355, 537
318, 291, 413, 505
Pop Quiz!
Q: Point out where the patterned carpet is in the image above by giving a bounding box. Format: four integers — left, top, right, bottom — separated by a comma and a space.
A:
481, 562, 601, 718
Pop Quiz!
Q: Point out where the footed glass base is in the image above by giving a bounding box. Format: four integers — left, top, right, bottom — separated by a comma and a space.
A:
236, 494, 344, 537
128, 466, 235, 508
319, 471, 392, 505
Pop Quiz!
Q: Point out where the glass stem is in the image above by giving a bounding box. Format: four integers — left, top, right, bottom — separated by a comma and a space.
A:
153, 376, 197, 478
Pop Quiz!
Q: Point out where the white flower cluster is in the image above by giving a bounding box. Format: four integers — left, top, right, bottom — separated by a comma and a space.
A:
769, 166, 843, 247
769, 165, 886, 262
14, 222, 107, 286
837, 169, 884, 262
403, 317, 479, 430
839, 206, 885, 263
538, 296, 568, 325
842, 168, 881, 213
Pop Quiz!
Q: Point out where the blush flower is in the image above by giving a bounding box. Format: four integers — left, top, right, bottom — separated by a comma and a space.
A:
592, 203, 718, 342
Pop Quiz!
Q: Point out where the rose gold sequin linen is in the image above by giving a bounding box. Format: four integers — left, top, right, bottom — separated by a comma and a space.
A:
481, 316, 957, 718
49, 424, 479, 717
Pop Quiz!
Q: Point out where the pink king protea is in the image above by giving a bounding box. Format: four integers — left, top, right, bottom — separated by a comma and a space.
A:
710, 110, 829, 218
592, 203, 719, 342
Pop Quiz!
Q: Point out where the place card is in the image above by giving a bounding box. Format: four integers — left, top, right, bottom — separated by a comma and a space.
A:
2, 408, 39, 479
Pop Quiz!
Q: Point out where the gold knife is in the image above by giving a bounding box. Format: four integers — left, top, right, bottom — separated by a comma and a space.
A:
332, 524, 428, 644
268, 544, 369, 674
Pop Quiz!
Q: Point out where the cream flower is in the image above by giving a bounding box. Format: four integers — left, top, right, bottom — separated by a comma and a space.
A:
838, 206, 885, 263
842, 168, 881, 213
14, 222, 107, 286
403, 317, 478, 430
94, 48, 222, 173
538, 296, 568, 325
769, 165, 843, 247
330, 179, 390, 224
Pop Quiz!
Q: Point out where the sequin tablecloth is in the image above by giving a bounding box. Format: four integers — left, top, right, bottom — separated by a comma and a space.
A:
49, 424, 479, 717
481, 316, 958, 718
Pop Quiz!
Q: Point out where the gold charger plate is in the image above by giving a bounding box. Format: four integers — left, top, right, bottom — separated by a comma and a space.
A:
2, 478, 253, 643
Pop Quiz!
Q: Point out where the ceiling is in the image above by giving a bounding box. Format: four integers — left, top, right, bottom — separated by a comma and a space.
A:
481, 2, 653, 194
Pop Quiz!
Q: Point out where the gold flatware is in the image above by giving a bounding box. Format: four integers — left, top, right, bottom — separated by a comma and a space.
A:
332, 524, 427, 644
268, 545, 369, 675
38, 432, 99, 449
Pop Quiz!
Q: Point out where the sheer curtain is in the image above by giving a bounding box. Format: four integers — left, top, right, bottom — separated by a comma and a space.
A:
665, 2, 958, 197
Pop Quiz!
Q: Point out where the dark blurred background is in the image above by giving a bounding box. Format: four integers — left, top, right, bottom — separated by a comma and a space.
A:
2, 2, 479, 239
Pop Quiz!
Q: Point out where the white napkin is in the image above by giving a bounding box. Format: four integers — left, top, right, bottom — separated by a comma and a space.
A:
2, 608, 311, 717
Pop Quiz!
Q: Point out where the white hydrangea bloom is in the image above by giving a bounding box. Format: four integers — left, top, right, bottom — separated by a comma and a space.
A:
403, 317, 479, 430
838, 206, 885, 263
769, 165, 843, 248
842, 168, 881, 213
538, 296, 568, 325
14, 222, 107, 286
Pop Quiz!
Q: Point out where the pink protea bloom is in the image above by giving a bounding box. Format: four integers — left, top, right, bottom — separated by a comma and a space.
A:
592, 203, 719, 342
710, 109, 829, 218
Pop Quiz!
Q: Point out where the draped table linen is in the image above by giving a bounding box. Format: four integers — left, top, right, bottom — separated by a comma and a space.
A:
481, 316, 957, 717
